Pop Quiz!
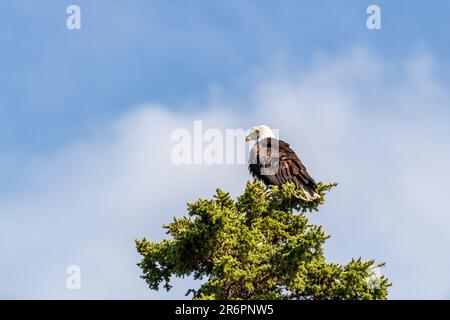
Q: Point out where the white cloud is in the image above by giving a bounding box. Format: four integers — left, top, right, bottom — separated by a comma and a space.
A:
1, 48, 450, 299
0, 107, 248, 299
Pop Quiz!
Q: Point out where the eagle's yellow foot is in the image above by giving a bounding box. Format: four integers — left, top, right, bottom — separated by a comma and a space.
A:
264, 189, 273, 199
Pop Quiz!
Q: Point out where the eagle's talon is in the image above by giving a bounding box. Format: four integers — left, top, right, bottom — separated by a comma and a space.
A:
264, 189, 273, 198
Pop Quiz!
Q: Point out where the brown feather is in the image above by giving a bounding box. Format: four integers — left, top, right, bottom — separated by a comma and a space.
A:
248, 138, 318, 200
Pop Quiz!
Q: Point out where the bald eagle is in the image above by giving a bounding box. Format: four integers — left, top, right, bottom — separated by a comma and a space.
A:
245, 125, 319, 201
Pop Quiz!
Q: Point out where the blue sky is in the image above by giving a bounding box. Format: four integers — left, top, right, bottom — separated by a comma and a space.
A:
2, 0, 450, 152
1, 1, 450, 299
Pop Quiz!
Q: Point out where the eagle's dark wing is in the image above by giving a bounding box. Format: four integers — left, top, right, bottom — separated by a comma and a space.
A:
249, 138, 316, 192
269, 139, 316, 190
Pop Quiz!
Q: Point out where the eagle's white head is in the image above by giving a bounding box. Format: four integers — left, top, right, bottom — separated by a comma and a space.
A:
245, 125, 275, 142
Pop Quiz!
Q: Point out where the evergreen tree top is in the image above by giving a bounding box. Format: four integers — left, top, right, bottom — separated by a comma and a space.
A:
136, 180, 390, 300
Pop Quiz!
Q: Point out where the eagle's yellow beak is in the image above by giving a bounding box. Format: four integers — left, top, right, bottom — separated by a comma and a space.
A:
245, 134, 252, 142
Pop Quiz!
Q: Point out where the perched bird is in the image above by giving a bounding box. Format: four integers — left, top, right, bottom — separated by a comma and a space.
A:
245, 125, 319, 201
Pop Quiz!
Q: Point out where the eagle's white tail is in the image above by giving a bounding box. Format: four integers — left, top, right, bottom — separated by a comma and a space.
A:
298, 186, 320, 202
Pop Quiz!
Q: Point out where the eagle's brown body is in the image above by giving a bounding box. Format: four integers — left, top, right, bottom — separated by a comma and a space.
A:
248, 138, 318, 200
